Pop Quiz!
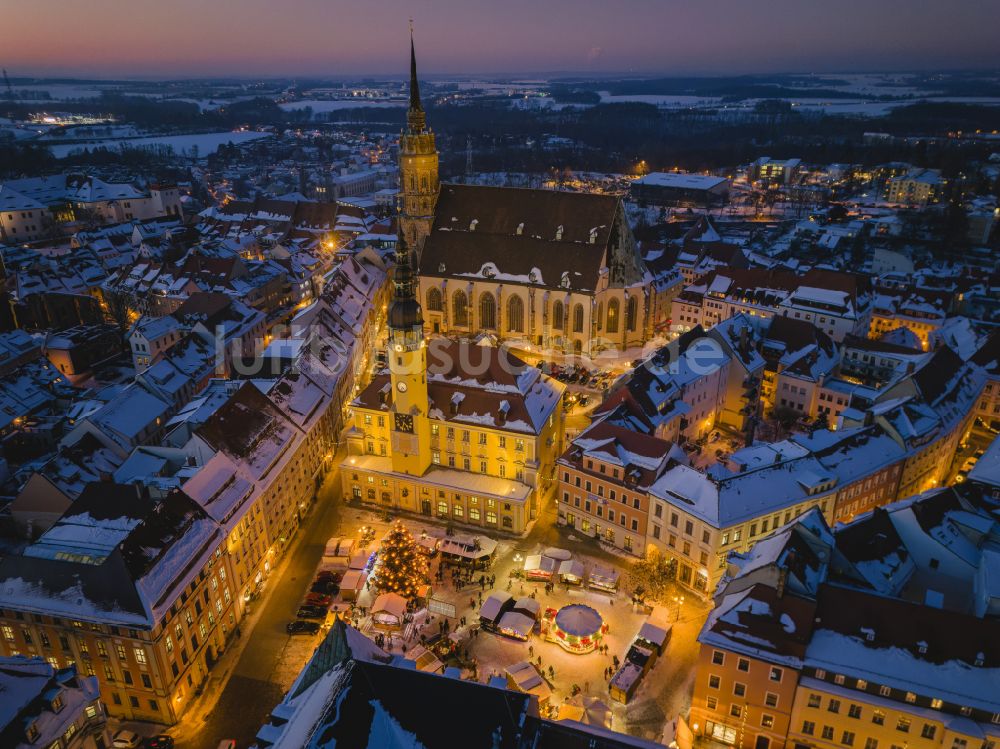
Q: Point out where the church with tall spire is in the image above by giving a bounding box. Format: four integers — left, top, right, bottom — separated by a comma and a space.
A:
398, 27, 439, 256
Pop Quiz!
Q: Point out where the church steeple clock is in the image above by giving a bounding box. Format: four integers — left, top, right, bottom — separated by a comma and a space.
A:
399, 26, 439, 258
387, 231, 431, 476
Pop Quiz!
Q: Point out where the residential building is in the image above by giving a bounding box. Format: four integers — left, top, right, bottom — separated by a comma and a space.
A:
748, 157, 802, 186
690, 491, 1000, 749
671, 269, 873, 343
0, 174, 182, 243
0, 656, 110, 749
557, 421, 680, 555
885, 169, 944, 206
0, 484, 238, 724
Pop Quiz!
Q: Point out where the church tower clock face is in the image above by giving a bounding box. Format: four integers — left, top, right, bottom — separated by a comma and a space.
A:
394, 413, 415, 433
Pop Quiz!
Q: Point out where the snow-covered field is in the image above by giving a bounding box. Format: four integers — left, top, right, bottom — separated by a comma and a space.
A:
47, 130, 271, 158
10, 83, 107, 101
598, 92, 723, 108
279, 100, 405, 115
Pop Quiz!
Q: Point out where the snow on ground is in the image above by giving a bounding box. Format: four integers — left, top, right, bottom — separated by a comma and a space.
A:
47, 130, 271, 158
598, 92, 723, 108
279, 100, 406, 115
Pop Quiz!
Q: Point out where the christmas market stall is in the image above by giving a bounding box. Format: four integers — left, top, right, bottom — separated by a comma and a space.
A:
322, 537, 354, 571
636, 621, 671, 657
524, 554, 557, 582
609, 659, 645, 705
338, 569, 367, 602
416, 534, 439, 557
439, 534, 497, 569
505, 661, 552, 710
479, 592, 514, 631
558, 559, 585, 585
497, 610, 535, 641
610, 638, 656, 704
587, 563, 620, 593
406, 644, 445, 674
512, 596, 541, 622
371, 593, 408, 632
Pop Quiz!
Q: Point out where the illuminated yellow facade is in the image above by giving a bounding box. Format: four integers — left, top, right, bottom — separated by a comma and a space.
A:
342, 235, 565, 534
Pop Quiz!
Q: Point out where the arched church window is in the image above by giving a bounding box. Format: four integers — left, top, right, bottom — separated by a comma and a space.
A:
479, 292, 497, 329
453, 290, 469, 326
426, 287, 442, 311
626, 296, 638, 332
507, 296, 524, 333
607, 299, 620, 334
552, 300, 565, 330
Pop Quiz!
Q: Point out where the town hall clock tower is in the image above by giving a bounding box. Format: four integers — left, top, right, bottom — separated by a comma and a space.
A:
387, 232, 432, 476
399, 28, 439, 257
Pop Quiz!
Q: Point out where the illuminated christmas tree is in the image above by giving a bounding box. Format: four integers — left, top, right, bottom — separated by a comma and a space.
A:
373, 522, 428, 599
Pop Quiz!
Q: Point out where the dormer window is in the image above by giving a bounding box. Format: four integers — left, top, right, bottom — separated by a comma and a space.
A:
51, 694, 64, 712
589, 228, 598, 244
555, 225, 563, 240
469, 219, 478, 231
26, 722, 39, 742
516, 222, 524, 235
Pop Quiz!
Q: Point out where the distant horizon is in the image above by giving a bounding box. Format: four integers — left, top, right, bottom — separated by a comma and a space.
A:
6, 67, 1000, 86
5, 0, 999, 80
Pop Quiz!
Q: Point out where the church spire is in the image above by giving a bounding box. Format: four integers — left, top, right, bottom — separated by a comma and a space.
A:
407, 22, 427, 134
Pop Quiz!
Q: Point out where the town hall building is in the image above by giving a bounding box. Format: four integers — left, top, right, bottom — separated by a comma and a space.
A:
340, 230, 566, 535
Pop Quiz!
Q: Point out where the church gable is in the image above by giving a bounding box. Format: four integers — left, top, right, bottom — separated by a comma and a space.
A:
606, 201, 646, 288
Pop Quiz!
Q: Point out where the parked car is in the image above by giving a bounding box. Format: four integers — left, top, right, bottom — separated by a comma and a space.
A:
146, 736, 175, 749
296, 606, 327, 620
287, 620, 321, 635
304, 593, 332, 607
216, 741, 237, 749
113, 731, 142, 749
